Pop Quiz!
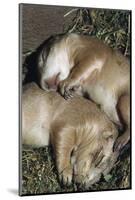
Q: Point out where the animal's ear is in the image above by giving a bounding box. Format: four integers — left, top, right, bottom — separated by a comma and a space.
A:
103, 131, 114, 140
37, 39, 53, 69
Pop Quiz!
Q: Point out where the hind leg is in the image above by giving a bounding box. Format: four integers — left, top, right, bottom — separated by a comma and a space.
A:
101, 102, 122, 130
114, 94, 130, 151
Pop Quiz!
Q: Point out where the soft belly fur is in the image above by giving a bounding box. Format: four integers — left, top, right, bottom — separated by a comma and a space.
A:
37, 33, 130, 151
22, 82, 118, 187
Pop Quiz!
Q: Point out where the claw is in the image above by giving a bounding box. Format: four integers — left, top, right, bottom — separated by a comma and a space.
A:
64, 88, 73, 99
59, 167, 73, 186
114, 140, 125, 152
113, 134, 129, 152
59, 79, 80, 100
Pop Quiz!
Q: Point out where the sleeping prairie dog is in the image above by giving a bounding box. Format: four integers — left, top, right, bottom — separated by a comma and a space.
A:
37, 33, 130, 151
22, 82, 118, 186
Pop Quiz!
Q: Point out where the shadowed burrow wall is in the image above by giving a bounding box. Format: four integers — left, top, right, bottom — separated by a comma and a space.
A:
21, 4, 77, 53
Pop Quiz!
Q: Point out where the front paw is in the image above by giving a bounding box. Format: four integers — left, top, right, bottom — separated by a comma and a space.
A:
59, 167, 73, 186
59, 79, 80, 100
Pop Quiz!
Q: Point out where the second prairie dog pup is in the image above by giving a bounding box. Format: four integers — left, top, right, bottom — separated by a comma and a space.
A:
22, 82, 118, 186
37, 33, 130, 151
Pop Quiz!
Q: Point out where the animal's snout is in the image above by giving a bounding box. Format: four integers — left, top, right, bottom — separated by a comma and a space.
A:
44, 79, 57, 91
41, 73, 60, 91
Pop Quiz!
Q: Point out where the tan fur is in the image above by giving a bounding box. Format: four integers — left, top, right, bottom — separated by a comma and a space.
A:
37, 33, 130, 151
22, 83, 118, 186
115, 94, 130, 150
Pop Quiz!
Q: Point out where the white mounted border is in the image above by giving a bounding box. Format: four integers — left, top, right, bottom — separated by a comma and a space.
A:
0, 0, 134, 200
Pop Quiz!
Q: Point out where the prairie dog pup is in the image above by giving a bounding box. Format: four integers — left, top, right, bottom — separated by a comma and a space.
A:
37, 33, 130, 151
22, 82, 118, 186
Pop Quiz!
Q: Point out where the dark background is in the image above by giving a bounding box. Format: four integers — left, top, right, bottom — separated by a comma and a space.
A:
21, 4, 76, 53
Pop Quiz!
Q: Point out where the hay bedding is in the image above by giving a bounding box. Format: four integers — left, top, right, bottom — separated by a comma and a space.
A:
21, 8, 131, 195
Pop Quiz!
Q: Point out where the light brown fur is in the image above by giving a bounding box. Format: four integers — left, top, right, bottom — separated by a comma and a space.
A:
37, 33, 130, 151
22, 82, 118, 187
